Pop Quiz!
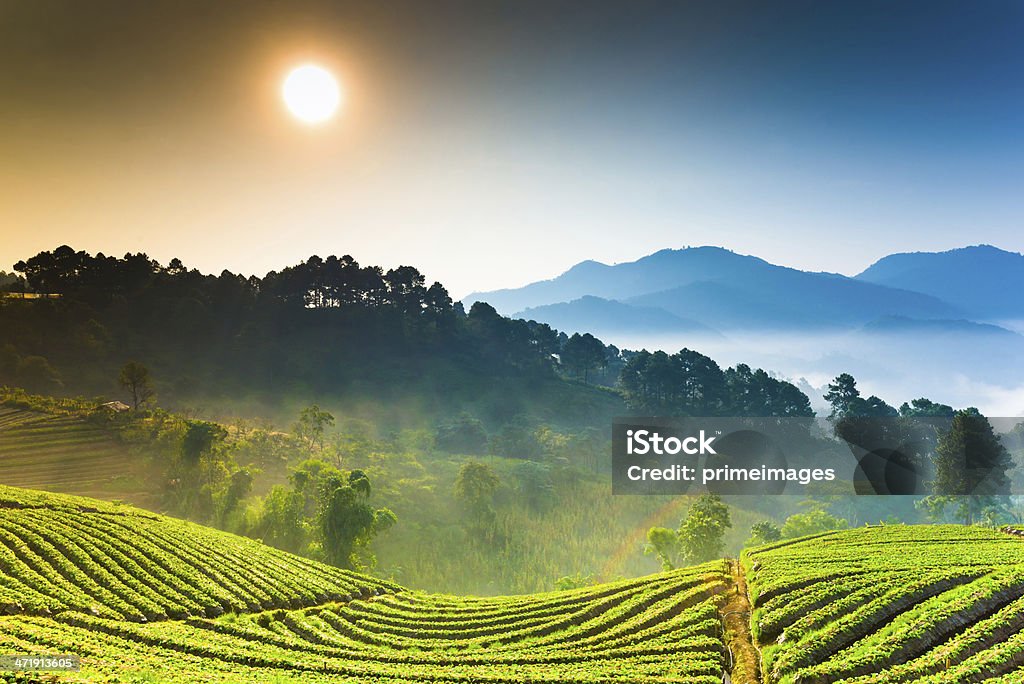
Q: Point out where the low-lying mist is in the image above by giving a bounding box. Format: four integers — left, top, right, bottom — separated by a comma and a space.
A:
602, 328, 1024, 416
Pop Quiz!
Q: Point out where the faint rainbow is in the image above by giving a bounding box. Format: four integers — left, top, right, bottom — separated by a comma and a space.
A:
599, 495, 691, 580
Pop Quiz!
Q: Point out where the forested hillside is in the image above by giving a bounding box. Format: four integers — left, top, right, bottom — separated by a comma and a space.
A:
0, 246, 622, 427
1, 246, 823, 430
7, 246, 1014, 598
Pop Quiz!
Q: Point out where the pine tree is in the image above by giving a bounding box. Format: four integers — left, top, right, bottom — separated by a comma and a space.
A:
930, 409, 1013, 524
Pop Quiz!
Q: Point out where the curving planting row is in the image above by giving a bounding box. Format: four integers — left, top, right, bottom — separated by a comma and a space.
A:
0, 574, 727, 683
744, 524, 1024, 684
0, 486, 398, 621
0, 485, 730, 683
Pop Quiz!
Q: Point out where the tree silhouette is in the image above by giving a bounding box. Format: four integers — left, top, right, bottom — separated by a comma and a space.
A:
454, 461, 500, 531
294, 405, 335, 451
118, 361, 154, 410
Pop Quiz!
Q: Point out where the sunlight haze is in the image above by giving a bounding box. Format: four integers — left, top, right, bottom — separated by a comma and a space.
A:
1, 1, 1022, 298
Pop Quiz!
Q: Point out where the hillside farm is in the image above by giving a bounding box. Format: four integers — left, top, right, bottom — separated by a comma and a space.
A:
0, 486, 730, 683
0, 408, 153, 506
1, 485, 1024, 682
744, 525, 1024, 683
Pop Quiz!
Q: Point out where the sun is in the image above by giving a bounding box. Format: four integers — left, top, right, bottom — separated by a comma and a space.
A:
282, 64, 342, 125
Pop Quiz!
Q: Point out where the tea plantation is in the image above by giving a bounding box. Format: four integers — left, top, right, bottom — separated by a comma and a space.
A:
0, 486, 730, 683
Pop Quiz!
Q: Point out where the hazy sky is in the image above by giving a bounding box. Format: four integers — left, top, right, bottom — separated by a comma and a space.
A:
2, 1, 1022, 297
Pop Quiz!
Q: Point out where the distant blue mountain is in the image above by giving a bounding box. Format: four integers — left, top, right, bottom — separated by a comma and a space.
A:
468, 246, 962, 331
517, 296, 722, 338
856, 245, 1024, 319
626, 270, 961, 330
464, 247, 765, 314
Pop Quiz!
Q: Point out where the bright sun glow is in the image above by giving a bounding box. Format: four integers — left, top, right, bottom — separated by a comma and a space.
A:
282, 64, 342, 125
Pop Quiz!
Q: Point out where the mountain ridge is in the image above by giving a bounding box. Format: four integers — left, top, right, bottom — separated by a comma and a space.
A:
517, 295, 724, 338
855, 244, 1024, 319
468, 245, 992, 332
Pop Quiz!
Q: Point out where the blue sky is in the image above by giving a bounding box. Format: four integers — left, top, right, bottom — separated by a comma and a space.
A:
1, 1, 1022, 296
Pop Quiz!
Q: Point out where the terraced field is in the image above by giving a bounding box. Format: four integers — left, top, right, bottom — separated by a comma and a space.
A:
4, 483, 1024, 683
0, 408, 153, 505
744, 525, 1024, 684
0, 486, 731, 683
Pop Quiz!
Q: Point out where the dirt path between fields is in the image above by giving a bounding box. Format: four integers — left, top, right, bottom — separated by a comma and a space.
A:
720, 559, 760, 684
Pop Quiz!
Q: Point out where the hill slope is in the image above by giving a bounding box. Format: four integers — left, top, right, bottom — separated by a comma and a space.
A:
860, 315, 1021, 338
0, 485, 398, 622
0, 407, 157, 506
856, 244, 1024, 319
6, 487, 1024, 683
0, 485, 730, 683
744, 525, 1024, 683
517, 295, 723, 337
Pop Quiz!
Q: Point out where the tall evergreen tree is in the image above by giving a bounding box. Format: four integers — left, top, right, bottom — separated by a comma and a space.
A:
929, 408, 1013, 524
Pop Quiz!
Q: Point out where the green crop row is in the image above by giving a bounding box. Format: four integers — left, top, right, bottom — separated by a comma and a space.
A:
5, 608, 723, 682
745, 525, 1024, 683
0, 487, 397, 622
791, 568, 1024, 683
0, 486, 730, 683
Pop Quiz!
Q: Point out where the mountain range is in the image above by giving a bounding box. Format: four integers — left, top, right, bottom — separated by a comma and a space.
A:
465, 245, 1024, 337
465, 244, 1024, 415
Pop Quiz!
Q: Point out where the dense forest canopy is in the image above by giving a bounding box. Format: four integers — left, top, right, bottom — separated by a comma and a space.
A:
3, 246, 592, 422
619, 351, 813, 417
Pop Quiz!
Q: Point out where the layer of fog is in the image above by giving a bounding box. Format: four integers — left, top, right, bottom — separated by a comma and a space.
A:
602, 329, 1024, 417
